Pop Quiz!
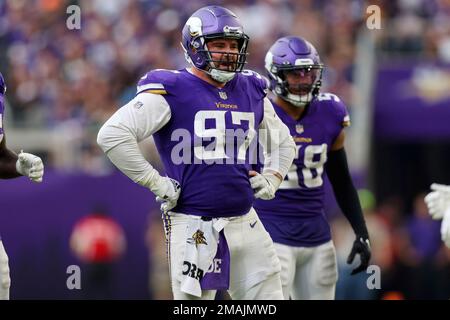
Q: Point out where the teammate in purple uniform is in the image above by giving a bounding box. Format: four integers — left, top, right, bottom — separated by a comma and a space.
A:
253, 36, 371, 299
0, 72, 45, 299
97, 6, 296, 300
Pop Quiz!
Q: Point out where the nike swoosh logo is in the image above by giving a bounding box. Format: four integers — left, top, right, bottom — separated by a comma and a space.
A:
250, 221, 257, 228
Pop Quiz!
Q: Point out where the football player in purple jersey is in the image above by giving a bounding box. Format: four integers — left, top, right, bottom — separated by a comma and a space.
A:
253, 36, 371, 299
97, 6, 296, 300
0, 72, 45, 299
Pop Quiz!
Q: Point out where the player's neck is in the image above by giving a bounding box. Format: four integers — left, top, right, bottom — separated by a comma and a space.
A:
275, 96, 305, 121
188, 67, 227, 89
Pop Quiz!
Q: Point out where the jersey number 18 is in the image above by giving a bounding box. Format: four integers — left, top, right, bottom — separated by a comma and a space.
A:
280, 143, 328, 189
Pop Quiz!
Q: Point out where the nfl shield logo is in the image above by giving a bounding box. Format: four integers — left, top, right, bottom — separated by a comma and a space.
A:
219, 91, 227, 100
296, 124, 304, 134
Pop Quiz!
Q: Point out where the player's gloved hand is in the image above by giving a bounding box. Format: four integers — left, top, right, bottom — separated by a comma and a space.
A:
15, 151, 44, 183
151, 175, 181, 213
441, 208, 450, 248
424, 183, 450, 220
249, 170, 282, 200
347, 235, 371, 275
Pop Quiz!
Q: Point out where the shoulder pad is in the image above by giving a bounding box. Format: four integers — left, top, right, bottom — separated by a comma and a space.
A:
316, 93, 350, 127
241, 69, 269, 99
136, 69, 180, 95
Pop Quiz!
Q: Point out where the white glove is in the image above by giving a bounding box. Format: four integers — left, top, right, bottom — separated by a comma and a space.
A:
424, 183, 450, 220
441, 207, 450, 248
249, 170, 282, 200
151, 175, 181, 213
15, 151, 44, 183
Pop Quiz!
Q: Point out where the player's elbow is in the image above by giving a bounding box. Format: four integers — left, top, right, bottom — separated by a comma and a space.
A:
97, 121, 136, 154
97, 123, 114, 153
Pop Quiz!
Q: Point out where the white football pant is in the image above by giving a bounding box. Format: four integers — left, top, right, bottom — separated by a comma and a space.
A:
274, 240, 338, 300
164, 208, 284, 300
0, 241, 11, 300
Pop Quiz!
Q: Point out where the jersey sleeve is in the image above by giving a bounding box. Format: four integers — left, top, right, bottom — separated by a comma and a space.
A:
136, 69, 178, 96
259, 97, 296, 178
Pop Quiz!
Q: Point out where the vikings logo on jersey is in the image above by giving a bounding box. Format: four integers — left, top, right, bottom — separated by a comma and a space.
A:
295, 124, 304, 134
219, 91, 228, 100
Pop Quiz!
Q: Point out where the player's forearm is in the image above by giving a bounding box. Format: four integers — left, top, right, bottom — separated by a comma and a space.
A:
263, 136, 296, 179
0, 146, 20, 178
326, 148, 369, 238
260, 97, 296, 179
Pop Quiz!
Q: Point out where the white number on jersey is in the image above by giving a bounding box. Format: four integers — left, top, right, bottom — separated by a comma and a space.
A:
231, 111, 256, 161
302, 144, 328, 188
241, 69, 263, 79
279, 143, 328, 189
279, 145, 301, 189
316, 93, 340, 102
194, 110, 255, 161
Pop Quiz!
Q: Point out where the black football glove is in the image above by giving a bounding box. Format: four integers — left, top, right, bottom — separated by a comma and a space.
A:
347, 235, 371, 275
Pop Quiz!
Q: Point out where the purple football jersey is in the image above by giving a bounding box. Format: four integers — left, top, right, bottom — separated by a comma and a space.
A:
254, 93, 350, 247
137, 69, 267, 218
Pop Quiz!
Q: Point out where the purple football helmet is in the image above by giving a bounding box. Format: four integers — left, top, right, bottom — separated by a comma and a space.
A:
181, 5, 249, 83
265, 36, 323, 107
0, 72, 5, 95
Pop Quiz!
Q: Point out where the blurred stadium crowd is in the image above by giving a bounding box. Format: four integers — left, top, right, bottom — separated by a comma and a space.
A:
1, 0, 450, 299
